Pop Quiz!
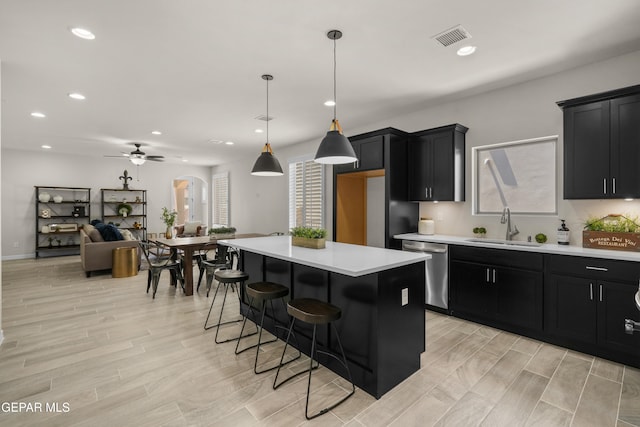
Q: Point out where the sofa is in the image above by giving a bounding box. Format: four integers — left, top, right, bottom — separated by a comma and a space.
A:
80, 227, 141, 277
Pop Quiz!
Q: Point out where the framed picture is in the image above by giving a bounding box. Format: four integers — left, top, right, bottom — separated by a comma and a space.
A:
472, 135, 557, 215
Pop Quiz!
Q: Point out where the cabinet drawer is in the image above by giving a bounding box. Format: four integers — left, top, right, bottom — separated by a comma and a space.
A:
546, 254, 640, 282
451, 245, 543, 270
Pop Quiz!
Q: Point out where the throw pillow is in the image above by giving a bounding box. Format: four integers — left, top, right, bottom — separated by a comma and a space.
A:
120, 229, 135, 241
183, 221, 201, 235
88, 229, 104, 242
95, 222, 124, 241
83, 223, 95, 235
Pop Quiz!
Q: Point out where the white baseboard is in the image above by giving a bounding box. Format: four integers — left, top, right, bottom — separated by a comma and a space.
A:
1, 253, 35, 261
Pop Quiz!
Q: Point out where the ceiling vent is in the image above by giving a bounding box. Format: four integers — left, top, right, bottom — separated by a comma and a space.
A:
255, 115, 273, 121
432, 25, 471, 47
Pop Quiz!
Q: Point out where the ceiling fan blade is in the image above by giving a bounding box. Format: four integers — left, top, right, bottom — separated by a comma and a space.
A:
146, 156, 165, 162
104, 155, 129, 158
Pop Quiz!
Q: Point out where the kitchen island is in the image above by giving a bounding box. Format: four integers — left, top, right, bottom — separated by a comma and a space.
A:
220, 235, 428, 398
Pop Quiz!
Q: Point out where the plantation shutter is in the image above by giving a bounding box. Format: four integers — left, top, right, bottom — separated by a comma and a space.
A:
212, 172, 229, 226
288, 157, 324, 229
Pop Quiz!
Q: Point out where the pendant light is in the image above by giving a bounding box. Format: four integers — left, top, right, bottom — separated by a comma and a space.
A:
314, 29, 357, 165
251, 74, 284, 176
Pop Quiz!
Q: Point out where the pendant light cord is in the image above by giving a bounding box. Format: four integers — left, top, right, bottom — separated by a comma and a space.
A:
266, 77, 270, 145
333, 35, 337, 122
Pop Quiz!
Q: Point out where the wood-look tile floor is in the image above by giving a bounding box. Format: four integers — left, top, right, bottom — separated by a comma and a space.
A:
1, 256, 639, 426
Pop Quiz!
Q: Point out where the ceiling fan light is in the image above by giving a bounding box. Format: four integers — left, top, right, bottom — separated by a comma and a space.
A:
251, 143, 283, 176
130, 156, 146, 165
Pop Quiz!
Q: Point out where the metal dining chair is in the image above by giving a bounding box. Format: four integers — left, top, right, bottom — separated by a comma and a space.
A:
197, 245, 238, 297
139, 241, 185, 299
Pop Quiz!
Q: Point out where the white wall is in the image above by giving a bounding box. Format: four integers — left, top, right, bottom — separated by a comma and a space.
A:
1, 58, 4, 344
214, 49, 640, 245
0, 148, 211, 259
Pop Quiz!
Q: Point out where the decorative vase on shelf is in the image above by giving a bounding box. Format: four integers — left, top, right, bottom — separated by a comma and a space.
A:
39, 192, 51, 203
53, 195, 63, 203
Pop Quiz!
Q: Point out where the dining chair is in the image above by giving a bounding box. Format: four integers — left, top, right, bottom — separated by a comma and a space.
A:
139, 241, 185, 299
197, 245, 238, 297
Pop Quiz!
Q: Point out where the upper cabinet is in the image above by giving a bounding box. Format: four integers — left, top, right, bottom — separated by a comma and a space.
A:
408, 124, 468, 202
334, 134, 385, 173
558, 85, 640, 199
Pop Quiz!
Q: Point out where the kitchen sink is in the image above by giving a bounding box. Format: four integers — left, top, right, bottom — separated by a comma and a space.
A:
466, 238, 542, 247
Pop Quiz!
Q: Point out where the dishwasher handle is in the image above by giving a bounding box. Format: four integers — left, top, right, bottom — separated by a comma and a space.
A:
402, 241, 448, 253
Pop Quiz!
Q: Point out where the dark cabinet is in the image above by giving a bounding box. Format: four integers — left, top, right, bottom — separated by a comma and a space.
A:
544, 254, 640, 363
450, 245, 543, 333
334, 135, 384, 173
408, 124, 467, 202
558, 85, 640, 199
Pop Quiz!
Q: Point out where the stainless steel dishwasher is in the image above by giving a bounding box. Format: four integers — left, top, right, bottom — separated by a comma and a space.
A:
402, 240, 449, 313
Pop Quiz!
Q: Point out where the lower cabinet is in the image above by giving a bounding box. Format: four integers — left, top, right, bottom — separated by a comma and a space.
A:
544, 254, 640, 364
450, 246, 543, 333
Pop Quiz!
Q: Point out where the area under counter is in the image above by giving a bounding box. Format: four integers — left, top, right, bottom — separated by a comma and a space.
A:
221, 236, 428, 398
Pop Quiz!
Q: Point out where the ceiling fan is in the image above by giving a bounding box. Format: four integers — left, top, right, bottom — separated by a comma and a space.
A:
106, 143, 165, 165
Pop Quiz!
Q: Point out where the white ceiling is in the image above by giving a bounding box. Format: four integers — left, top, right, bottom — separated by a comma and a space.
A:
1, 1, 640, 166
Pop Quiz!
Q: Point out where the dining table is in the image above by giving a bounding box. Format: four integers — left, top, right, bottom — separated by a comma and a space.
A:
153, 234, 266, 296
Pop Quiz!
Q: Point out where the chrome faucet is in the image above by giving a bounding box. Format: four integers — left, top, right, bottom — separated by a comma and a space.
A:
500, 207, 519, 241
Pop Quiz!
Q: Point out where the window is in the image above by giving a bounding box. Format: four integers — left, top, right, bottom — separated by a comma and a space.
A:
289, 156, 324, 229
212, 172, 229, 225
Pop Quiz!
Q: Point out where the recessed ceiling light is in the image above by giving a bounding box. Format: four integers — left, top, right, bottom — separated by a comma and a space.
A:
457, 45, 477, 56
68, 92, 86, 100
324, 100, 336, 106
209, 139, 223, 144
225, 141, 234, 145
254, 129, 264, 134
70, 27, 95, 40
31, 112, 46, 118
151, 130, 162, 135
182, 159, 189, 162
41, 145, 52, 149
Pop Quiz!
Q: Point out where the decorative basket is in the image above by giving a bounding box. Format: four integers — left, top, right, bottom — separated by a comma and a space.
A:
292, 236, 326, 249
583, 214, 640, 252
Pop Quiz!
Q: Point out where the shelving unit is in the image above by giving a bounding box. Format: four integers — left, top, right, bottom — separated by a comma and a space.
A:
35, 186, 91, 258
100, 188, 147, 240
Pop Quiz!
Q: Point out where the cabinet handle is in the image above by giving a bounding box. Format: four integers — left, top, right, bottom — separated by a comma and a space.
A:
429, 187, 433, 199
486, 268, 490, 283
599, 284, 603, 302
492, 269, 496, 283
586, 266, 608, 272
425, 187, 429, 199
612, 177, 616, 194
603, 178, 607, 195
589, 283, 593, 301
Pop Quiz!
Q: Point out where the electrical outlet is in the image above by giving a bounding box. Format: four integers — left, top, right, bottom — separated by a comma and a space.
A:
401, 288, 408, 306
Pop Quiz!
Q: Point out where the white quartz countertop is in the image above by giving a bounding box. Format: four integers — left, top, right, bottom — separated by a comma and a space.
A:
394, 233, 640, 262
220, 235, 429, 277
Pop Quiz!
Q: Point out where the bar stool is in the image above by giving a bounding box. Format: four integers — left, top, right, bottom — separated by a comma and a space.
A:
203, 269, 257, 344
234, 282, 301, 374
273, 298, 355, 420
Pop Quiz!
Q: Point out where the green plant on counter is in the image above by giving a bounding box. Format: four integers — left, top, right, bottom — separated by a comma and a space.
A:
472, 227, 486, 235
535, 233, 548, 243
584, 214, 640, 232
290, 226, 327, 239
208, 226, 236, 235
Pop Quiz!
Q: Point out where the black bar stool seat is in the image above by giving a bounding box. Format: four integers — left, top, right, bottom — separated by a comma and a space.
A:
273, 297, 355, 420
203, 269, 257, 344
235, 282, 301, 374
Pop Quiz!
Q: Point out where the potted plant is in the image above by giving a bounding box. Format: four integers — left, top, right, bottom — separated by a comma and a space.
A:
117, 203, 132, 218
583, 214, 640, 252
472, 227, 487, 238
290, 226, 327, 249
208, 226, 237, 240
161, 207, 178, 239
